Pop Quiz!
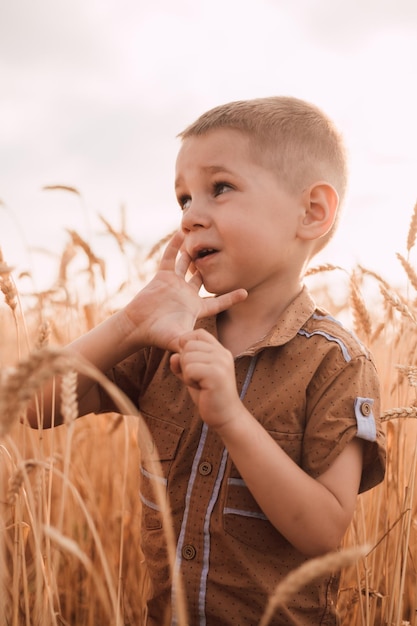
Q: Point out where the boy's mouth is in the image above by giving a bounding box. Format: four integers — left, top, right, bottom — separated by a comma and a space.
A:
196, 248, 217, 259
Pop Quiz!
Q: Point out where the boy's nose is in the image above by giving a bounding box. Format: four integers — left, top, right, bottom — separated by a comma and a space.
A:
181, 201, 210, 233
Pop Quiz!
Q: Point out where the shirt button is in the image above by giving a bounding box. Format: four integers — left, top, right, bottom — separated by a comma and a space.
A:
182, 544, 196, 560
360, 401, 372, 416
198, 461, 212, 476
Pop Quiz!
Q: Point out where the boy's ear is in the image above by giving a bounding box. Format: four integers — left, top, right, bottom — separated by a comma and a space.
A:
297, 182, 339, 241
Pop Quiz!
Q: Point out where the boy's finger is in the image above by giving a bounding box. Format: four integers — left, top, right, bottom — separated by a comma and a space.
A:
159, 231, 184, 270
175, 250, 192, 276
169, 353, 182, 378
200, 289, 248, 318
187, 270, 203, 290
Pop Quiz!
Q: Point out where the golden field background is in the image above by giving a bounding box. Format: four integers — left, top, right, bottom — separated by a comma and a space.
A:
1, 195, 417, 625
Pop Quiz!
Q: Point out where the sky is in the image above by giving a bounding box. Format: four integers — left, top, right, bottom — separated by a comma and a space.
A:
1, 0, 417, 293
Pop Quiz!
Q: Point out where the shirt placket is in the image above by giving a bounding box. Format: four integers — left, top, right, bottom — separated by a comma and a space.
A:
171, 355, 258, 626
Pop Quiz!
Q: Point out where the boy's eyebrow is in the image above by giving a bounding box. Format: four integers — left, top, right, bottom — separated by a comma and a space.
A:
175, 165, 235, 189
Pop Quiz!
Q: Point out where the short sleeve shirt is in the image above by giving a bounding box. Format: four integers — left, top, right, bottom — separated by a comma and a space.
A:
100, 287, 386, 626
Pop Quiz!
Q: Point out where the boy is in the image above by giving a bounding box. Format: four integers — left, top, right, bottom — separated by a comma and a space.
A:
30, 97, 385, 625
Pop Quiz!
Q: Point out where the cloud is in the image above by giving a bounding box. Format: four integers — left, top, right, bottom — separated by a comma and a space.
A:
275, 0, 417, 48
0, 1, 99, 72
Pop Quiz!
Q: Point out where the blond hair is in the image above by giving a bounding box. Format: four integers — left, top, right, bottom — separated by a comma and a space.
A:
179, 96, 348, 250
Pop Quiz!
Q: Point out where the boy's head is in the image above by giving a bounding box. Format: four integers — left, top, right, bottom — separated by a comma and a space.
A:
179, 96, 347, 254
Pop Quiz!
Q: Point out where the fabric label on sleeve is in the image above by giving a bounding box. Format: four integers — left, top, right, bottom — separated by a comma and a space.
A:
354, 397, 377, 442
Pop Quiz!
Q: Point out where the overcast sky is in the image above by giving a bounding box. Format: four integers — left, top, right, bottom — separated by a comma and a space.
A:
1, 0, 417, 291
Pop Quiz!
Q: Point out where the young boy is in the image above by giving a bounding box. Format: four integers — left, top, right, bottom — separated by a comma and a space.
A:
30, 97, 385, 625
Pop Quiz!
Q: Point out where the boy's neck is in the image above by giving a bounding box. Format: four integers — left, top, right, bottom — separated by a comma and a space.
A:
216, 282, 303, 357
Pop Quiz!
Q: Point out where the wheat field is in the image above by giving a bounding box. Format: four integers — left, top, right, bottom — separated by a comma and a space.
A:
1, 195, 417, 625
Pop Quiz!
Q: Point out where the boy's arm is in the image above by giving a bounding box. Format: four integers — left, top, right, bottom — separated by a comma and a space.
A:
27, 232, 247, 428
215, 412, 363, 557
170, 329, 363, 557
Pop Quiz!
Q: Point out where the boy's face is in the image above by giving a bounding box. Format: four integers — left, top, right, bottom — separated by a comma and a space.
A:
175, 128, 306, 296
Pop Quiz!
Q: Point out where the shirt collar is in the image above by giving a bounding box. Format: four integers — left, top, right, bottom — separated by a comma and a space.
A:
197, 286, 316, 355
262, 286, 316, 347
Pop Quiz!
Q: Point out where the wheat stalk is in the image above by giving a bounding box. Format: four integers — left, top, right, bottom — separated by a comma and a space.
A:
0, 250, 18, 312
36, 459, 121, 621
98, 212, 137, 254
379, 284, 417, 326
60, 370, 78, 425
42, 185, 81, 196
58, 241, 77, 285
43, 524, 93, 570
0, 347, 136, 435
43, 524, 120, 620
146, 230, 178, 261
0, 347, 188, 623
259, 545, 369, 626
371, 321, 386, 343
6, 459, 37, 504
396, 253, 417, 292
349, 273, 372, 339
406, 199, 417, 253
0, 350, 70, 435
305, 263, 345, 276
36, 320, 52, 349
381, 406, 417, 421
66, 229, 106, 281
357, 266, 391, 291
395, 364, 417, 387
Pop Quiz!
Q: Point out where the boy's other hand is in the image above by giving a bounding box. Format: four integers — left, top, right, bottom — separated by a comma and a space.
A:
121, 231, 247, 353
170, 329, 242, 427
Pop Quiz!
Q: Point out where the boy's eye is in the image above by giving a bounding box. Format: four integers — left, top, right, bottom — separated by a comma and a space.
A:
178, 195, 191, 210
213, 182, 232, 196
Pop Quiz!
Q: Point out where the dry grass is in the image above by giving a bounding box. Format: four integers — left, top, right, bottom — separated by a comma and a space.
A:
1, 198, 417, 624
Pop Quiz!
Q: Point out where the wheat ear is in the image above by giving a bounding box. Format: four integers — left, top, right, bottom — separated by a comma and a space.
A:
259, 545, 369, 626
379, 285, 417, 326
66, 229, 106, 281
396, 252, 417, 292
357, 266, 391, 291
42, 184, 81, 195
0, 347, 140, 436
6, 459, 37, 504
305, 263, 344, 276
349, 273, 372, 339
146, 230, 178, 261
406, 199, 417, 253
395, 364, 417, 387
381, 406, 417, 421
0, 250, 18, 312
36, 320, 51, 349
0, 350, 71, 435
61, 370, 78, 424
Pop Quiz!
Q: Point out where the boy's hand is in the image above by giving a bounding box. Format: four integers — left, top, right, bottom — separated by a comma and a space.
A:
122, 231, 247, 353
170, 329, 242, 429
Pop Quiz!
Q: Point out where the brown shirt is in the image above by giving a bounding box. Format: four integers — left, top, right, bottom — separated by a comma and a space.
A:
101, 287, 386, 626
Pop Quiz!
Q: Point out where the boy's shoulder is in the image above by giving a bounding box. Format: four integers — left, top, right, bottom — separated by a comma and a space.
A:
300, 305, 371, 363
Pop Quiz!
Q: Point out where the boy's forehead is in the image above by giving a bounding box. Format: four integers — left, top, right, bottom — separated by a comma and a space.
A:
180, 127, 251, 150
175, 128, 254, 173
